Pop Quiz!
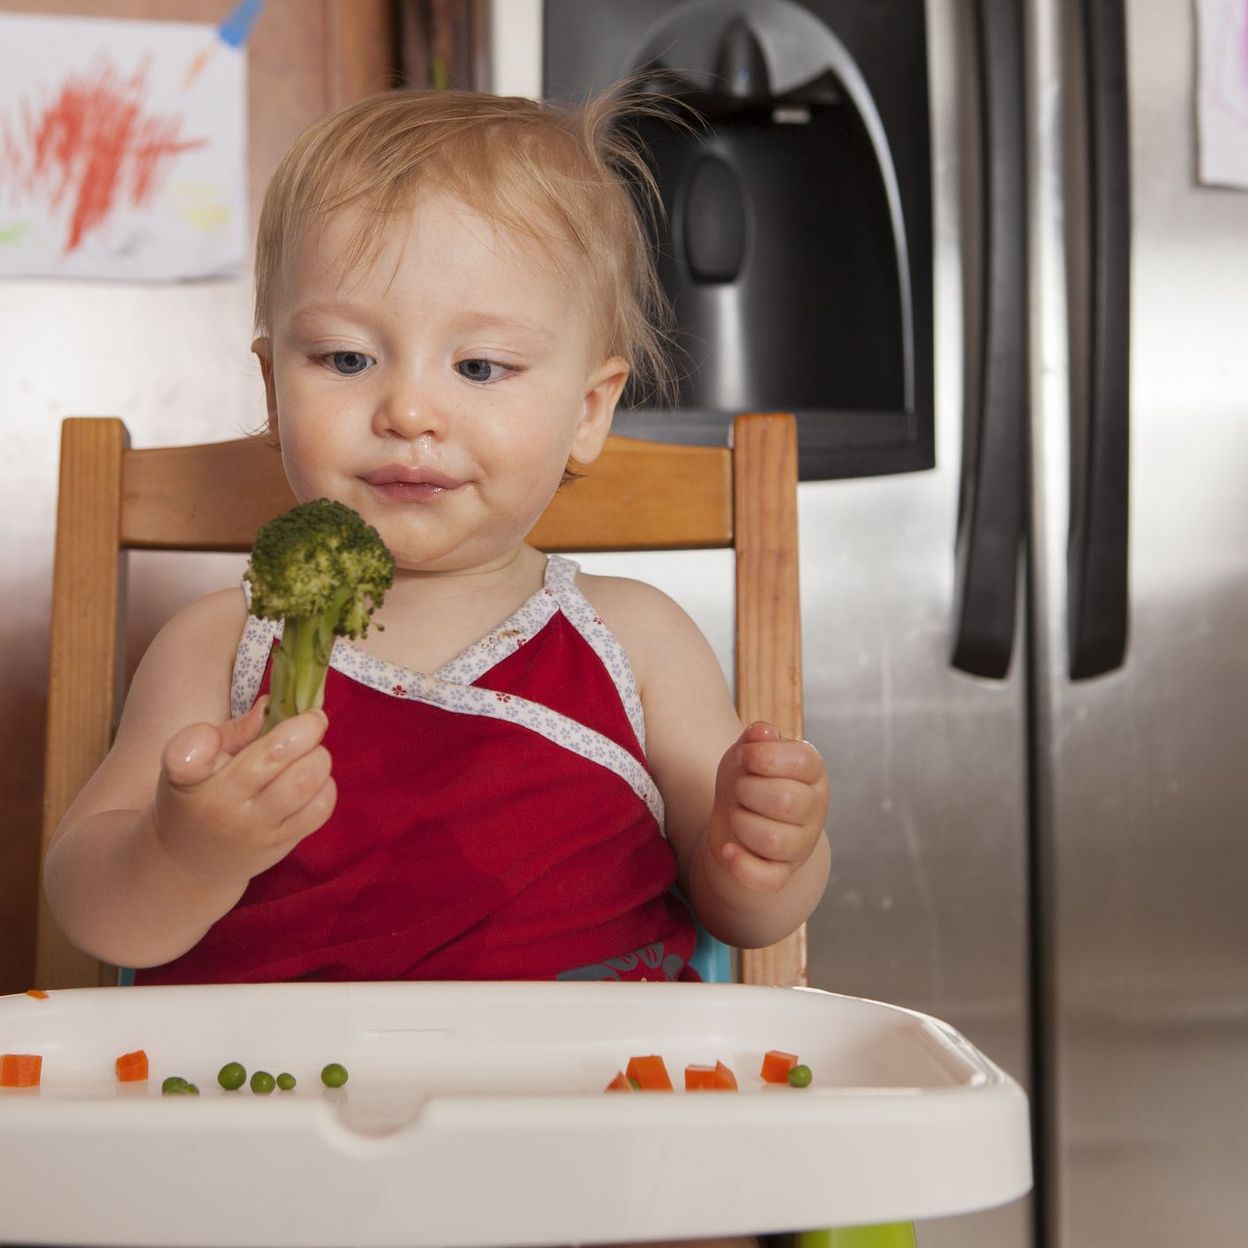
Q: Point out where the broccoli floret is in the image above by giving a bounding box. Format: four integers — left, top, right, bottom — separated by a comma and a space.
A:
245, 498, 395, 733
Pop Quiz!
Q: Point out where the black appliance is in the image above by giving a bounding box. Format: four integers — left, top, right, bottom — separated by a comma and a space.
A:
543, 0, 933, 480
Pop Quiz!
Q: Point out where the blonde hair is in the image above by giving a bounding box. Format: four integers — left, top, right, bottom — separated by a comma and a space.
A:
254, 86, 682, 406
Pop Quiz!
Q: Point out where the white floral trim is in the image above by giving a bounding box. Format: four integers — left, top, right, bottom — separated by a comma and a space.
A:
231, 613, 281, 719
544, 555, 648, 751
431, 566, 560, 685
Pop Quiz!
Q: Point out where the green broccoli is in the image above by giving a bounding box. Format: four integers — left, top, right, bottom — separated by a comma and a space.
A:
245, 498, 395, 733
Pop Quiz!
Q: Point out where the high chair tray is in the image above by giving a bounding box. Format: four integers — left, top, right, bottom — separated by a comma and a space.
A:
0, 982, 1030, 1246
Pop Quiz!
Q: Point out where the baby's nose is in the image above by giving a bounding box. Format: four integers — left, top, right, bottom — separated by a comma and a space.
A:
375, 380, 449, 440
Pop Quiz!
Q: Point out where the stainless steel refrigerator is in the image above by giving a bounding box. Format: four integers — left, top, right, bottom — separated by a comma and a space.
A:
538, 0, 1248, 1245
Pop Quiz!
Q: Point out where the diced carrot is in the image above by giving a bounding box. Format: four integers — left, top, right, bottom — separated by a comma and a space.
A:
686, 1061, 739, 1091
625, 1054, 673, 1091
685, 1064, 718, 1090
604, 1071, 633, 1092
24, 989, 48, 1000
115, 1049, 149, 1083
1, 1054, 43, 1087
761, 1049, 799, 1084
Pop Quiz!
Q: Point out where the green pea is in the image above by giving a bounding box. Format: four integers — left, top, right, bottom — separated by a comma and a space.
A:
250, 1070, 276, 1095
217, 1062, 247, 1091
184, 1083, 200, 1095
276, 1072, 297, 1091
787, 1064, 813, 1088
320, 1062, 349, 1088
161, 1076, 190, 1095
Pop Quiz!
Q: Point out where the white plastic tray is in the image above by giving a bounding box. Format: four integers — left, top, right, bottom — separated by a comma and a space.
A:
0, 982, 1030, 1246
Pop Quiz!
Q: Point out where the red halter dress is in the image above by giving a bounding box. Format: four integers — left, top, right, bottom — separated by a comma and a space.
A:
134, 556, 700, 984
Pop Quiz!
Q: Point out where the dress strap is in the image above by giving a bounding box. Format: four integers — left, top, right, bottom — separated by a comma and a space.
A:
231, 611, 281, 719
543, 555, 647, 752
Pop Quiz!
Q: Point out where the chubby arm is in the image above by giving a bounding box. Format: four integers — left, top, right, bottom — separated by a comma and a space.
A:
581, 574, 830, 951
43, 589, 335, 968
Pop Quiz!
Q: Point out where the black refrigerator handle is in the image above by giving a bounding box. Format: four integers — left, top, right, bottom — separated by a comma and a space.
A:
1068, 0, 1130, 679
951, 0, 1028, 679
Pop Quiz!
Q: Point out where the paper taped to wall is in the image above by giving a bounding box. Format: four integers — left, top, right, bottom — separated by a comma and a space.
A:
0, 12, 247, 280
1197, 0, 1248, 190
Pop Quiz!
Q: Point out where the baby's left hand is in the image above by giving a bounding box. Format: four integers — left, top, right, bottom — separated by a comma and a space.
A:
708, 722, 829, 893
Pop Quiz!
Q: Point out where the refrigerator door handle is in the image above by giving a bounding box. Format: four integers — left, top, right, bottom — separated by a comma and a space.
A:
1068, 0, 1130, 679
951, 0, 1028, 680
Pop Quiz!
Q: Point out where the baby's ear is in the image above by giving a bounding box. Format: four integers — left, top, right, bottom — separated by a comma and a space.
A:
572, 356, 629, 466
252, 337, 279, 435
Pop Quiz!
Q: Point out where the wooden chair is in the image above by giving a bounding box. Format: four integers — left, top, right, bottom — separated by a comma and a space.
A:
36, 412, 807, 991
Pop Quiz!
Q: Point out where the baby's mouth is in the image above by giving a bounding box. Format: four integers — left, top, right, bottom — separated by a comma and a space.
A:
362, 464, 465, 501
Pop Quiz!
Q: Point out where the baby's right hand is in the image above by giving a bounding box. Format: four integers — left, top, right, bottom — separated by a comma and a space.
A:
151, 698, 336, 890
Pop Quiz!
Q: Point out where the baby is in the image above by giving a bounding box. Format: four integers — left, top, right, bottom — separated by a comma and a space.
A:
45, 86, 831, 1247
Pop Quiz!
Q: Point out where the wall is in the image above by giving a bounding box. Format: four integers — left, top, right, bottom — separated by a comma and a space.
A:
1, 0, 396, 994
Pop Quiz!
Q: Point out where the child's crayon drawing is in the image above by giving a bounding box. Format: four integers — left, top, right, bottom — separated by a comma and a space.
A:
0, 12, 248, 280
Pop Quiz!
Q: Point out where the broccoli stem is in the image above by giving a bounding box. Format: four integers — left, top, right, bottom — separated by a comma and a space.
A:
262, 586, 353, 733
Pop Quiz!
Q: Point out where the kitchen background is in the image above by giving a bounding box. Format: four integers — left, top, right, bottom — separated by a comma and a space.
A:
3, 3, 1246, 1248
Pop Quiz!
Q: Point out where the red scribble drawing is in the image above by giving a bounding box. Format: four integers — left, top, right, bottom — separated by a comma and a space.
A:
0, 56, 207, 255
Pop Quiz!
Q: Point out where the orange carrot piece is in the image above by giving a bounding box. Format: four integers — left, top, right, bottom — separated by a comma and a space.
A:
24, 989, 48, 1000
604, 1071, 633, 1092
685, 1064, 718, 1091
761, 1050, 799, 1083
625, 1054, 674, 1091
115, 1049, 149, 1083
713, 1060, 739, 1090
1, 1054, 43, 1087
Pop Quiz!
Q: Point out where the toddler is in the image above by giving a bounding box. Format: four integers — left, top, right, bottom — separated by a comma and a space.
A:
44, 86, 830, 1248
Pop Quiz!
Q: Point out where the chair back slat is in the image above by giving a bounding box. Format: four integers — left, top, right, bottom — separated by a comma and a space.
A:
531, 438, 732, 551
121, 437, 296, 551
118, 433, 734, 553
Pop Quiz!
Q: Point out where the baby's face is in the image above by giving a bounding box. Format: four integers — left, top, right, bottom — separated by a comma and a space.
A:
256, 192, 627, 577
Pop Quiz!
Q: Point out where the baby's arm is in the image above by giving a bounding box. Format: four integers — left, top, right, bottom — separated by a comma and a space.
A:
584, 575, 830, 951
43, 589, 335, 968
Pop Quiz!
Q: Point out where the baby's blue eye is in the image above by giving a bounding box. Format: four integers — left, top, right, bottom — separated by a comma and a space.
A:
326, 351, 372, 375
457, 358, 508, 384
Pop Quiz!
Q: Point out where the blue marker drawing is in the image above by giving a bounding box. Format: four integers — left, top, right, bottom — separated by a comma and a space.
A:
217, 0, 264, 50
182, 0, 264, 89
